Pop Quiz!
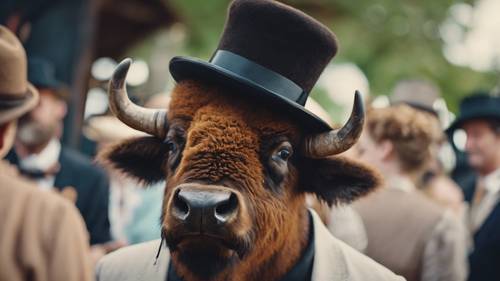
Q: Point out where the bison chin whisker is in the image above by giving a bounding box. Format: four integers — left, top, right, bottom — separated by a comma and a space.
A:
170, 237, 240, 279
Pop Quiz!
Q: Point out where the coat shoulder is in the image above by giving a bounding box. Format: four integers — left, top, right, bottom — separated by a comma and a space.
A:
332, 235, 406, 280
310, 209, 405, 281
96, 239, 170, 281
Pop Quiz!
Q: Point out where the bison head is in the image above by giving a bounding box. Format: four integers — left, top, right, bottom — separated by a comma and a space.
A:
100, 60, 380, 281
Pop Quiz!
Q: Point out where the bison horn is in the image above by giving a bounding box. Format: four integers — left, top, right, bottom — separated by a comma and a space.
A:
302, 91, 364, 158
108, 58, 168, 139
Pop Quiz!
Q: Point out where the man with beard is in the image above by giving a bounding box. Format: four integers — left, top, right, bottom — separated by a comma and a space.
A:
6, 57, 113, 250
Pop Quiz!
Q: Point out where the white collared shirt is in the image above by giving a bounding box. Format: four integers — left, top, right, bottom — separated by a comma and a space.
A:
469, 168, 500, 233
18, 138, 61, 190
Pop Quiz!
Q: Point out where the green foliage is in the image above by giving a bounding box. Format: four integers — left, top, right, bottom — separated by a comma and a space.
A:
169, 0, 498, 113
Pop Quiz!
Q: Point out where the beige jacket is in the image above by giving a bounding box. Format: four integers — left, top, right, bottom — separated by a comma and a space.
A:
352, 177, 468, 281
0, 161, 93, 281
96, 209, 405, 281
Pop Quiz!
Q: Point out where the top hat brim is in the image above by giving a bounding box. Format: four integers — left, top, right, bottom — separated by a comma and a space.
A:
0, 83, 39, 125
170, 56, 331, 133
446, 111, 500, 133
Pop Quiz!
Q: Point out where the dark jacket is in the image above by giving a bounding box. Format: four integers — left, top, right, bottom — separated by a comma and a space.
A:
7, 147, 111, 245
466, 185, 500, 281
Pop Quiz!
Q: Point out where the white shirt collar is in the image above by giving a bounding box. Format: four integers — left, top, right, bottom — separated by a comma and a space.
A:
482, 168, 500, 195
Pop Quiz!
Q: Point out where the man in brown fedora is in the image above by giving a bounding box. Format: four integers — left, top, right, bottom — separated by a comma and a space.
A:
5, 56, 113, 248
0, 26, 93, 281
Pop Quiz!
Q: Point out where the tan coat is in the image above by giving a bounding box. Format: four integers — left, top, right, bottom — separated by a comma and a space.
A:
0, 161, 93, 281
96, 209, 405, 281
353, 179, 467, 281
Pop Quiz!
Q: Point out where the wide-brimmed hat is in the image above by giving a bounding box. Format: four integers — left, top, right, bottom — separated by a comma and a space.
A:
0, 26, 39, 125
447, 91, 500, 132
169, 0, 339, 132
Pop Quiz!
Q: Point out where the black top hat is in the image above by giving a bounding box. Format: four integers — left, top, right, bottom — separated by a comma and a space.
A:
169, 0, 339, 132
447, 91, 500, 132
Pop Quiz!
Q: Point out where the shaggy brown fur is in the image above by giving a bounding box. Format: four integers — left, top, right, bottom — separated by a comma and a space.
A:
99, 136, 169, 184
101, 80, 381, 281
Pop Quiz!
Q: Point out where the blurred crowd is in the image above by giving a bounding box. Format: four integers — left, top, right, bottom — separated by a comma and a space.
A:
1, 12, 500, 281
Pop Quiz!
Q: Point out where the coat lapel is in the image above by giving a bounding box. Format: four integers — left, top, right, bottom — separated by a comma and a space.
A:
310, 209, 349, 281
53, 148, 69, 191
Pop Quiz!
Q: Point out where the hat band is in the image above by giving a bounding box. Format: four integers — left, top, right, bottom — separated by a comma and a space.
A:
211, 50, 307, 105
0, 90, 29, 108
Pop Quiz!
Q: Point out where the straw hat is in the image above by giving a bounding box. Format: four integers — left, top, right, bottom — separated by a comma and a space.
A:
0, 26, 39, 125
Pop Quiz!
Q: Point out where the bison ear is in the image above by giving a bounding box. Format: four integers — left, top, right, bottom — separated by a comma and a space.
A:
299, 156, 382, 206
98, 136, 168, 185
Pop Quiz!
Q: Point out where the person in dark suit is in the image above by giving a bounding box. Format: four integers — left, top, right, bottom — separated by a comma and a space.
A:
6, 57, 112, 248
447, 92, 500, 281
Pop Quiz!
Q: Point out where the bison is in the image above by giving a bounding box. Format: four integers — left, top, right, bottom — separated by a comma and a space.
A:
96, 1, 404, 280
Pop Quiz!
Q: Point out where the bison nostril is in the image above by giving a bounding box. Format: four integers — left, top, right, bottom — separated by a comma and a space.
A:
214, 193, 238, 223
173, 189, 190, 220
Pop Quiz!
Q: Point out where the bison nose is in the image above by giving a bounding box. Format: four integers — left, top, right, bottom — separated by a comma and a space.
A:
172, 187, 239, 228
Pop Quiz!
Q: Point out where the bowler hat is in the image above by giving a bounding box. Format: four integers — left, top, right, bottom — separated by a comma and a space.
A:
447, 91, 500, 132
169, 0, 339, 132
0, 26, 39, 125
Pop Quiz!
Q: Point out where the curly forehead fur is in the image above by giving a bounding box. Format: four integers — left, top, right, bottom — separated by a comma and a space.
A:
168, 80, 302, 141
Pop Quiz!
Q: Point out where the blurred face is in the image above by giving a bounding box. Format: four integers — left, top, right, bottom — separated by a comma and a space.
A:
463, 120, 500, 175
17, 89, 66, 150
354, 131, 392, 174
30, 88, 66, 128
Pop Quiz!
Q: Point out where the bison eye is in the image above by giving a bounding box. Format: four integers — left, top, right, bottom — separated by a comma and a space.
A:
164, 139, 177, 153
266, 141, 293, 190
277, 148, 291, 161
272, 142, 293, 163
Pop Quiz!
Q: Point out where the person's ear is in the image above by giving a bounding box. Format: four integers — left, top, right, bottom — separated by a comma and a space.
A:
379, 139, 394, 161
0, 121, 17, 158
56, 98, 68, 119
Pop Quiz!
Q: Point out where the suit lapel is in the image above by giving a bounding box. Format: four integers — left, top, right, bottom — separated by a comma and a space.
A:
474, 201, 500, 244
311, 209, 348, 281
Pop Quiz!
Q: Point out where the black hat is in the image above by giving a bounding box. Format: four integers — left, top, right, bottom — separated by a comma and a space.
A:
447, 91, 500, 132
28, 57, 64, 89
28, 57, 69, 100
169, 0, 339, 132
